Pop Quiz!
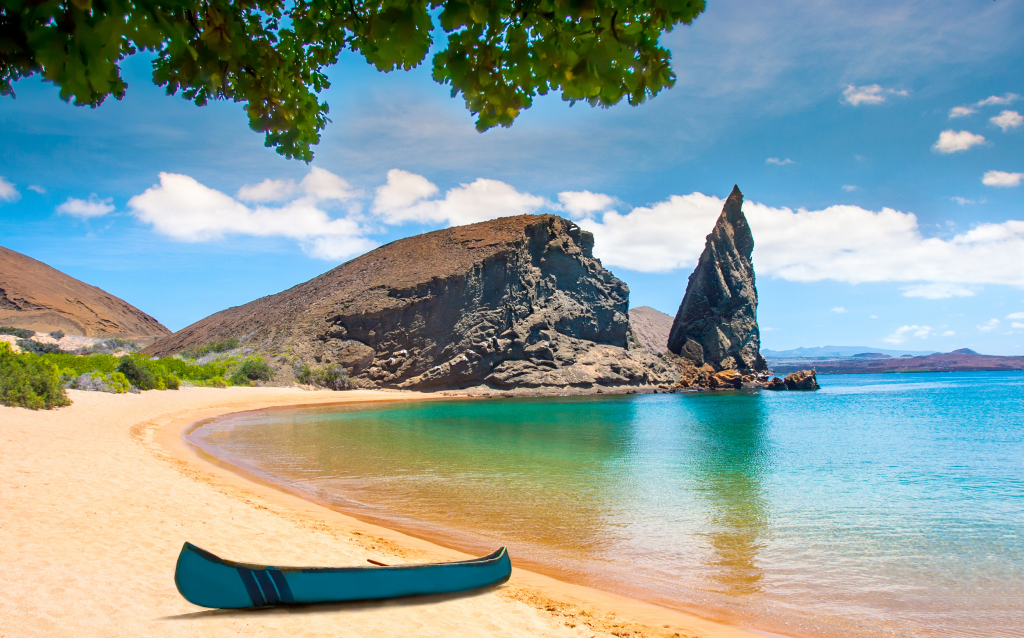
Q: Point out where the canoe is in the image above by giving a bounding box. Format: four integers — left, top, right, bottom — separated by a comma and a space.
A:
174, 542, 512, 609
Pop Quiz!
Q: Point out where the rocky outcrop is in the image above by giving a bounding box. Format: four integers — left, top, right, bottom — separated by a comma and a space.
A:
784, 370, 819, 390
628, 306, 674, 354
0, 246, 170, 339
764, 376, 786, 390
147, 215, 676, 391
667, 186, 766, 373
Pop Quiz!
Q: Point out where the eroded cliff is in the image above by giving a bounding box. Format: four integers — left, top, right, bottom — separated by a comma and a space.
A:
148, 215, 674, 390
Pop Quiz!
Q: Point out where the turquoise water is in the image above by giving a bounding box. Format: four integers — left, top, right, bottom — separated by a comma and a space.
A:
190, 372, 1024, 637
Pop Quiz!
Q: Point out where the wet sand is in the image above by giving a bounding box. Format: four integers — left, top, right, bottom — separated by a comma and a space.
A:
1, 387, 765, 638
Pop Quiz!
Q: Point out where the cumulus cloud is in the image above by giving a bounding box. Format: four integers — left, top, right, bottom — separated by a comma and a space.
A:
842, 84, 908, 106
950, 196, 977, 205
942, 330, 956, 336
885, 325, 932, 344
978, 318, 999, 332
575, 192, 1024, 298
129, 170, 375, 261
1013, 323, 1024, 330
0, 176, 19, 202
57, 195, 115, 218
976, 93, 1019, 107
901, 283, 976, 299
371, 169, 546, 226
766, 157, 795, 166
991, 110, 1023, 132
932, 130, 986, 153
949, 106, 975, 118
982, 171, 1023, 187
831, 306, 847, 313
1008, 312, 1024, 319
842, 185, 858, 192
558, 191, 616, 219
27, 185, 46, 194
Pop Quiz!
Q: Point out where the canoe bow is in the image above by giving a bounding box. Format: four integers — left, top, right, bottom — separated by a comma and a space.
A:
174, 542, 512, 609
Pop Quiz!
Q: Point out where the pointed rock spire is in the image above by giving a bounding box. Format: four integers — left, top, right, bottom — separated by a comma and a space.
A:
667, 186, 766, 372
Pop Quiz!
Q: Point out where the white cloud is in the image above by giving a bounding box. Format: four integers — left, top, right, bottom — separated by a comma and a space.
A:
978, 318, 999, 332
885, 324, 932, 344
237, 178, 297, 203
942, 330, 956, 336
842, 185, 858, 192
950, 197, 976, 205
766, 158, 795, 166
976, 93, 1019, 107
831, 306, 847, 313
576, 192, 1024, 295
0, 176, 19, 202
870, 315, 879, 319
1006, 312, 1024, 319
982, 171, 1023, 188
901, 283, 976, 299
372, 170, 546, 226
57, 195, 115, 218
129, 171, 375, 261
27, 185, 46, 194
1012, 322, 1024, 329
842, 84, 908, 106
990, 110, 1023, 132
932, 130, 986, 153
558, 191, 616, 220
949, 106, 975, 118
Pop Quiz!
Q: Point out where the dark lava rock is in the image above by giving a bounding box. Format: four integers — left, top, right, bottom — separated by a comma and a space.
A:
147, 215, 675, 391
667, 186, 767, 373
764, 376, 786, 391
784, 369, 819, 390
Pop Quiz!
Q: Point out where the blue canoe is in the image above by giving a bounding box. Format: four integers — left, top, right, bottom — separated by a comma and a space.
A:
174, 542, 512, 609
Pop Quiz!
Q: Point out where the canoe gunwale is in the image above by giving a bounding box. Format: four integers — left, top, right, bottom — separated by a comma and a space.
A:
181, 541, 509, 574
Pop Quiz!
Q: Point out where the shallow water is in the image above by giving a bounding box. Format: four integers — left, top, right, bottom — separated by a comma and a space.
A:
190, 372, 1024, 637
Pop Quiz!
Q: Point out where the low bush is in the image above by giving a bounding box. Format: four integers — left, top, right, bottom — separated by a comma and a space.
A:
296, 363, 353, 390
17, 339, 63, 355
115, 355, 180, 391
67, 371, 131, 394
229, 357, 275, 386
0, 326, 34, 339
0, 343, 71, 409
49, 330, 66, 340
182, 338, 240, 360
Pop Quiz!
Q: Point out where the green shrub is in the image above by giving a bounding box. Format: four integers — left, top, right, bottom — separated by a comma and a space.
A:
0, 326, 34, 339
194, 376, 228, 388
0, 343, 71, 409
182, 338, 240, 360
296, 363, 353, 390
67, 371, 131, 394
229, 357, 275, 386
49, 330, 66, 340
115, 355, 180, 391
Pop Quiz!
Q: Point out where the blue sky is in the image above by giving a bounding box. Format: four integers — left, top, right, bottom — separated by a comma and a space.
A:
1, 0, 1022, 354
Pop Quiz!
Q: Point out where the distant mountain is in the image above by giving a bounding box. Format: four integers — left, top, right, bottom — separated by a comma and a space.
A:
628, 306, 673, 354
762, 345, 937, 359
770, 350, 1023, 375
0, 246, 170, 339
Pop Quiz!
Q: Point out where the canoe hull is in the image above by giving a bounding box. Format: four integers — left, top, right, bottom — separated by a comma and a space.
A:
174, 542, 512, 609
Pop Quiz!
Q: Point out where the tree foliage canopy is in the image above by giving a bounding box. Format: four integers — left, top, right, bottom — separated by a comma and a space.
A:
1, 0, 706, 160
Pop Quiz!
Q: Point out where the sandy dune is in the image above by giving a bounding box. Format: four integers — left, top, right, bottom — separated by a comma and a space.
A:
1, 387, 761, 638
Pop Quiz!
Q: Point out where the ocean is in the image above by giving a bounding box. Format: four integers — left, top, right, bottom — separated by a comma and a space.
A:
189, 372, 1024, 637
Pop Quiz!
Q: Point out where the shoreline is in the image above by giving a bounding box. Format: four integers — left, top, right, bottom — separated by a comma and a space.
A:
2, 387, 767, 638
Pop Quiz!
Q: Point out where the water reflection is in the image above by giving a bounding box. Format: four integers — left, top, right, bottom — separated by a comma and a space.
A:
689, 395, 770, 595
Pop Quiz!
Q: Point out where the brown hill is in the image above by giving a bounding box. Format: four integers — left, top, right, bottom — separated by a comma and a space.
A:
0, 246, 170, 339
148, 215, 675, 390
628, 306, 673, 354
770, 349, 1024, 375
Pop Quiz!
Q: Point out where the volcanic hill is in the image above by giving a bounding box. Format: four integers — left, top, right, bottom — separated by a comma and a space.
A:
0, 246, 170, 339
628, 306, 673, 354
148, 215, 675, 390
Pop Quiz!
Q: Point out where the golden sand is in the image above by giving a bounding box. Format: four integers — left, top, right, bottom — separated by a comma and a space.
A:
1, 387, 764, 638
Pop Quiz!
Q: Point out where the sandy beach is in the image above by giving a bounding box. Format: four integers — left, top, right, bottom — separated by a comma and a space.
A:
1, 387, 765, 638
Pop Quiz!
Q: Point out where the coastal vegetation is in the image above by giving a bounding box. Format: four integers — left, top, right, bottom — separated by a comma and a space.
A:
0, 342, 70, 409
